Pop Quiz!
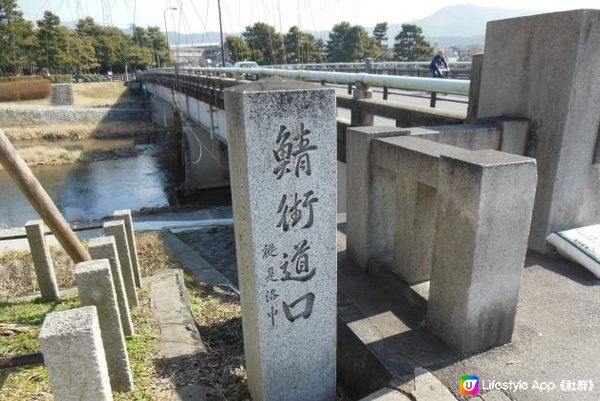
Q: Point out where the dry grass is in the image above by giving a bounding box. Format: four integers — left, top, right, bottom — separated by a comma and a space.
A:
0, 80, 50, 102
0, 248, 74, 299
10, 146, 82, 168
71, 82, 134, 107
3, 121, 161, 142
136, 232, 182, 277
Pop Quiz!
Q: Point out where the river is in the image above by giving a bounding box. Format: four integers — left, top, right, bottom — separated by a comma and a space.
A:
0, 137, 176, 228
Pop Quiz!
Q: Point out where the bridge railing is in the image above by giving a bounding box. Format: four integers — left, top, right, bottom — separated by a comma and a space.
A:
144, 67, 470, 96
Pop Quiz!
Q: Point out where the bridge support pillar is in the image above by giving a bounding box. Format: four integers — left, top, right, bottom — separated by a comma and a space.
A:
151, 96, 176, 129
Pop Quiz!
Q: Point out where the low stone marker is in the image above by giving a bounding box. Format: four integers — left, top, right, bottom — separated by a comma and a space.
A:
88, 236, 134, 336
24, 220, 59, 301
75, 259, 133, 392
39, 306, 113, 401
113, 209, 142, 288
225, 78, 337, 401
104, 220, 138, 308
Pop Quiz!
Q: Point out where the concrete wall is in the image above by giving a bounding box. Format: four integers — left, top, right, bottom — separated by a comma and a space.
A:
0, 106, 151, 127
477, 9, 600, 251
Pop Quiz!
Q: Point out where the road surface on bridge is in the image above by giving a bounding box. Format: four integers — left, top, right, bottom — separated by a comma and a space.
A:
330, 84, 468, 126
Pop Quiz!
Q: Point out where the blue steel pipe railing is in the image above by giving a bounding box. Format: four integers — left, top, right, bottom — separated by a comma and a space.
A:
144, 66, 471, 96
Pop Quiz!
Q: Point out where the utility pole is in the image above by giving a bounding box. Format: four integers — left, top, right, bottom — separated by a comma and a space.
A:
217, 0, 226, 66
163, 7, 177, 66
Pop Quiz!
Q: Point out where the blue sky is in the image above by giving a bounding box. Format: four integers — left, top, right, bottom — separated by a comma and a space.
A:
16, 0, 600, 33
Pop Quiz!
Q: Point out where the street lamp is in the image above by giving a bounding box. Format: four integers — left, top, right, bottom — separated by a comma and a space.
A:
163, 7, 177, 66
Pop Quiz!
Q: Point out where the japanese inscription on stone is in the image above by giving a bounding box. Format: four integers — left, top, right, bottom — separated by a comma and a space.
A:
225, 79, 336, 401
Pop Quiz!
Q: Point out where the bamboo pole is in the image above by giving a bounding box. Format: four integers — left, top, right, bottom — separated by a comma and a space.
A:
0, 129, 90, 262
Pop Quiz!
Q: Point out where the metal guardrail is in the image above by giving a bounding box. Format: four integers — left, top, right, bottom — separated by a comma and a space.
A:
145, 67, 471, 96
266, 61, 472, 69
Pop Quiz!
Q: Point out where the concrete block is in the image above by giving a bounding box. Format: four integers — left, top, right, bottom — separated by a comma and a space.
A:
478, 9, 600, 251
370, 137, 467, 283
75, 259, 133, 392
224, 78, 337, 401
39, 306, 113, 401
88, 236, 134, 336
103, 220, 138, 308
24, 220, 59, 302
428, 150, 537, 352
113, 209, 142, 288
345, 126, 408, 271
466, 53, 483, 123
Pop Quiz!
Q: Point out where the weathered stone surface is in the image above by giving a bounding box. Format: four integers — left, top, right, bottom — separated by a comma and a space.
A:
39, 306, 113, 401
88, 236, 134, 336
75, 259, 133, 392
477, 9, 600, 252
104, 220, 138, 308
151, 270, 205, 359
24, 220, 59, 301
428, 150, 537, 353
345, 126, 408, 271
113, 209, 142, 288
225, 78, 337, 401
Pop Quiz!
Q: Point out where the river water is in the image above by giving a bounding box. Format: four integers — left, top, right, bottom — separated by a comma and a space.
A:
0, 137, 175, 227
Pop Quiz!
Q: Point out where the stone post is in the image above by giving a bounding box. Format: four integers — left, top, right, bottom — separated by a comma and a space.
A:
477, 10, 600, 252
75, 259, 133, 392
24, 220, 59, 301
112, 209, 142, 288
39, 306, 113, 401
345, 126, 407, 271
224, 78, 337, 401
351, 83, 374, 127
103, 220, 138, 308
427, 150, 537, 353
466, 53, 483, 123
88, 236, 134, 336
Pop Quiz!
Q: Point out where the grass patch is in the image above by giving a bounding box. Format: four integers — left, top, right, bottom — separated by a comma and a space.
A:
3, 121, 161, 142
71, 82, 134, 108
0, 249, 74, 298
0, 296, 79, 327
137, 232, 181, 277
184, 274, 249, 400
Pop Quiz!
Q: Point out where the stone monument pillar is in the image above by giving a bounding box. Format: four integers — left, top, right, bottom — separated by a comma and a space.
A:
225, 78, 337, 401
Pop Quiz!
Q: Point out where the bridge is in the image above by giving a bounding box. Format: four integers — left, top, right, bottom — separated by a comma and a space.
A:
140, 65, 472, 193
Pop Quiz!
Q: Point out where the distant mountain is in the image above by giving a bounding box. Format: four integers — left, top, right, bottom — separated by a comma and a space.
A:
163, 3, 541, 49
409, 3, 539, 38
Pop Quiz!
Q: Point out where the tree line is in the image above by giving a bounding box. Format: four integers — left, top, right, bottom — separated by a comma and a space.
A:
0, 0, 169, 75
226, 21, 436, 64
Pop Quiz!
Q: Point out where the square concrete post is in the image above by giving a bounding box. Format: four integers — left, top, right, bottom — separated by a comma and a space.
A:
75, 259, 133, 392
88, 236, 134, 336
39, 306, 113, 401
24, 220, 59, 301
427, 150, 537, 353
345, 126, 407, 271
113, 209, 141, 288
103, 220, 138, 308
466, 53, 483, 123
225, 78, 337, 401
477, 10, 600, 252
351, 85, 374, 127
